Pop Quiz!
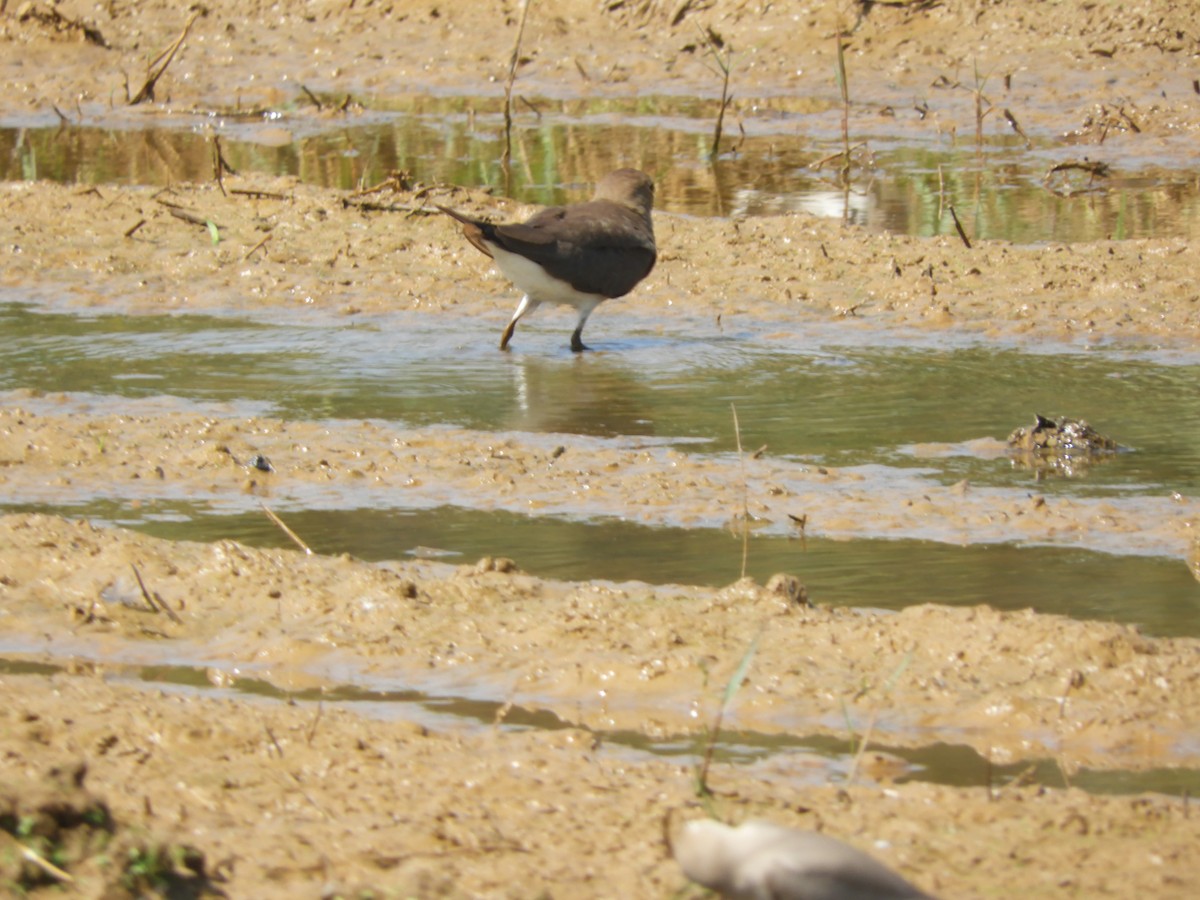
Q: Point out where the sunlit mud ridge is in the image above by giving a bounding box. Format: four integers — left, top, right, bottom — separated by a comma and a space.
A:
2, 513, 1198, 776
3, 403, 1197, 562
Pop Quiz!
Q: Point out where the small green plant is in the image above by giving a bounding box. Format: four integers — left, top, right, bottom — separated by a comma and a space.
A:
843, 650, 913, 784
695, 629, 762, 796
731, 402, 749, 579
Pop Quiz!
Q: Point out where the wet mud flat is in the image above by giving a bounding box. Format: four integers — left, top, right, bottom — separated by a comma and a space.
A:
4, 0, 1200, 897
2, 514, 1200, 899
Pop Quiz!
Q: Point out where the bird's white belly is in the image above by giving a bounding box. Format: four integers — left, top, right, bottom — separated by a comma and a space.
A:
490, 246, 604, 310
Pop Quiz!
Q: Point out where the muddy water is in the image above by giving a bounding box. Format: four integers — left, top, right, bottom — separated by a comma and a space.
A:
4, 100, 1200, 241
8, 499, 1195, 637
5, 297, 1199, 489
2, 653, 1197, 798
5, 294, 1200, 638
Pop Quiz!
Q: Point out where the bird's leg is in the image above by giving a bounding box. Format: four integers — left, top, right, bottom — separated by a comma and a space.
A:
500, 295, 535, 351
570, 301, 600, 353
570, 327, 588, 353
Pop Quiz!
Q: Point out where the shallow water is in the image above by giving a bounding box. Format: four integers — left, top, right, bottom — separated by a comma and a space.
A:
3, 658, 1196, 797
10, 498, 1195, 637
5, 298, 1200, 496
4, 294, 1199, 640
3, 94, 1199, 242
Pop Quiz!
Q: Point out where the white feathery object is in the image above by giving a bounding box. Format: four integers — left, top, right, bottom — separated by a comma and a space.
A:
673, 819, 937, 900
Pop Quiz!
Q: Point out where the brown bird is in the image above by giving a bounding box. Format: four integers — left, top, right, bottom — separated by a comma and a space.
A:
438, 168, 656, 352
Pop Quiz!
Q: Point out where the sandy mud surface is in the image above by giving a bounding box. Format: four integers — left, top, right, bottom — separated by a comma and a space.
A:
3, 1, 1200, 897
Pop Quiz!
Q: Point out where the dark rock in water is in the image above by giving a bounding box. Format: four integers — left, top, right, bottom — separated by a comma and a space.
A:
1007, 414, 1121, 478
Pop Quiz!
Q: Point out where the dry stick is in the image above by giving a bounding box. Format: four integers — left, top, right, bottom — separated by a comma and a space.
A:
300, 84, 323, 110
307, 701, 325, 746
243, 232, 272, 260
123, 218, 147, 238
697, 25, 733, 159
129, 10, 201, 105
167, 207, 210, 228
1003, 108, 1031, 148
835, 27, 851, 186
261, 502, 313, 555
19, 844, 75, 885
212, 134, 237, 197
231, 188, 287, 200
731, 402, 749, 580
948, 203, 972, 248
130, 562, 183, 623
212, 136, 226, 196
264, 722, 285, 758
501, 0, 534, 168
811, 142, 867, 170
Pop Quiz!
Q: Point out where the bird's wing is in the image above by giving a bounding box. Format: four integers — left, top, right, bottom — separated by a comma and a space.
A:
492, 204, 656, 297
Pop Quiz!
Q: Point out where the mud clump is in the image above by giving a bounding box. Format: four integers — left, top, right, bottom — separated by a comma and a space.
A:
1007, 414, 1121, 478
0, 760, 220, 898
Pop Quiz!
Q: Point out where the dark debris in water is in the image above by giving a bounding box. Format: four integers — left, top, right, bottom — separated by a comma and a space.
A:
1007, 414, 1122, 479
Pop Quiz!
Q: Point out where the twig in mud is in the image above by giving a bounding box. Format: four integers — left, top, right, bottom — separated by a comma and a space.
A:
349, 170, 412, 198
968, 60, 994, 158
1003, 108, 1031, 148
264, 722, 285, 758
230, 188, 288, 200
286, 769, 332, 819
306, 701, 325, 746
130, 562, 183, 623
696, 24, 734, 160
167, 207, 211, 229
129, 10, 202, 105
1045, 159, 1110, 180
502, 0, 534, 168
261, 502, 313, 555
212, 135, 237, 196
18, 843, 75, 884
947, 203, 972, 248
1042, 159, 1111, 196
835, 26, 851, 184
243, 232, 272, 260
299, 84, 323, 110
123, 219, 147, 238
811, 142, 868, 171
517, 95, 543, 119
